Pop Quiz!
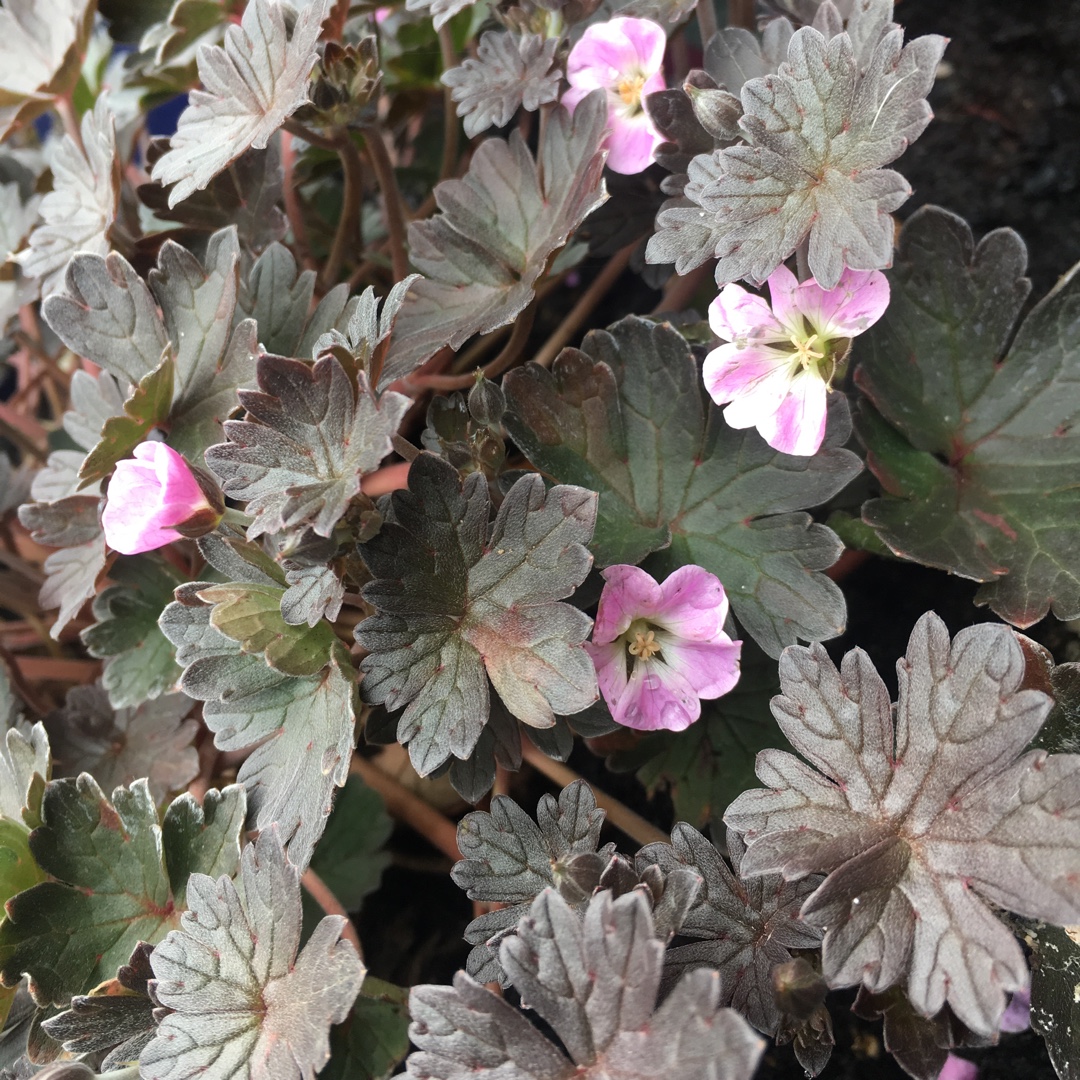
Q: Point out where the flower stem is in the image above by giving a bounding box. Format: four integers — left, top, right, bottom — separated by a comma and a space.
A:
727, 0, 755, 31
696, 0, 719, 46
301, 865, 363, 958
280, 130, 318, 273
437, 24, 460, 183
361, 126, 411, 282
322, 135, 364, 290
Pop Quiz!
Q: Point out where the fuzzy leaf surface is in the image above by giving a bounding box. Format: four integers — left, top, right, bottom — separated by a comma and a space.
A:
452, 780, 612, 982
724, 611, 1080, 1036
151, 0, 329, 205
637, 824, 821, 1036
141, 828, 365, 1080
441, 32, 560, 139
0, 778, 244, 1005
159, 586, 357, 869
382, 93, 608, 387
356, 454, 597, 776
43, 685, 198, 806
80, 557, 184, 709
205, 354, 409, 539
503, 317, 861, 656
856, 206, 1080, 627
647, 9, 946, 287
15, 99, 118, 298
407, 889, 765, 1080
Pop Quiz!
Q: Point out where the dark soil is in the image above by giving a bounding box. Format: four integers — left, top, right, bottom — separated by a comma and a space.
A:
356, 1, 1080, 1077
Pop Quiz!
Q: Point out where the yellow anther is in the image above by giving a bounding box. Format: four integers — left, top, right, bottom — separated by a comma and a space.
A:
789, 332, 825, 369
617, 73, 647, 109
628, 629, 661, 660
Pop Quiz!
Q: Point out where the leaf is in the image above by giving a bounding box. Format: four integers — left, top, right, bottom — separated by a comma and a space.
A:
237, 242, 314, 357
646, 7, 946, 288
76, 358, 174, 488
151, 0, 329, 206
502, 317, 861, 657
407, 889, 765, 1080
0, 0, 95, 141
441, 31, 560, 139
197, 582, 342, 677
403, 0, 471, 32
43, 684, 199, 806
16, 497, 101, 549
381, 93, 608, 388
356, 453, 598, 776
321, 979, 410, 1080
40, 942, 158, 1071
0, 777, 244, 1005
855, 206, 1080, 628
637, 824, 822, 1037
281, 562, 345, 628
608, 641, 784, 827
42, 229, 258, 461
205, 354, 409, 540
38, 540, 108, 639
140, 828, 365, 1080
1031, 924, 1080, 1080
451, 780, 614, 982
15, 98, 119, 299
723, 611, 1080, 1036
159, 586, 358, 869
80, 556, 184, 709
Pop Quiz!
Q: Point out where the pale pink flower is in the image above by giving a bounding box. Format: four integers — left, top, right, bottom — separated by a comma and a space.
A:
938, 1055, 978, 1080
102, 442, 215, 555
585, 564, 741, 732
703, 264, 890, 456
999, 988, 1031, 1033
563, 17, 666, 174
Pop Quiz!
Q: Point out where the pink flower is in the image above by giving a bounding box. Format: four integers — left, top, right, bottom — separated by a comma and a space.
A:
938, 1055, 978, 1080
1000, 988, 1031, 1033
703, 264, 890, 456
585, 564, 741, 732
102, 442, 216, 555
563, 17, 666, 174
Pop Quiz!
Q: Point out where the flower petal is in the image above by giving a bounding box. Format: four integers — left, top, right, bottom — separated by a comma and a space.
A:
796, 268, 891, 338
585, 640, 630, 715
605, 108, 662, 174
612, 659, 701, 731
703, 343, 792, 408
659, 635, 742, 699
708, 284, 784, 345
756, 368, 828, 456
593, 563, 662, 642
764, 262, 804, 335
651, 564, 729, 639
938, 1055, 978, 1080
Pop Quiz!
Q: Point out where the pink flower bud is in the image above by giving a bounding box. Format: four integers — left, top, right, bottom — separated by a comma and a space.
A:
102, 442, 218, 555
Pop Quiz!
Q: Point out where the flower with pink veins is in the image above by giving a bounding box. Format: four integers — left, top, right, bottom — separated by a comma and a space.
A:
703, 264, 890, 456
102, 442, 218, 555
563, 17, 666, 175
585, 564, 741, 732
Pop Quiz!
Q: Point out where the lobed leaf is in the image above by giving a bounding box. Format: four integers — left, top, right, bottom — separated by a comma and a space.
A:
356, 453, 598, 776
856, 206, 1080, 627
503, 317, 861, 656
724, 611, 1080, 1036
141, 828, 365, 1080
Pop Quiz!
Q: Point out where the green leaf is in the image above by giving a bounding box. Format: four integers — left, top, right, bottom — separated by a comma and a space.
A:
199, 581, 342, 676
159, 586, 358, 869
44, 685, 199, 806
15, 98, 119, 298
608, 642, 785, 828
381, 92, 609, 388
140, 828, 365, 1080
237, 242, 314, 357
356, 454, 598, 776
322, 978, 410, 1080
647, 10, 946, 288
150, 0, 330, 206
161, 785, 247, 908
503, 317, 861, 656
1031, 924, 1080, 1080
205, 354, 409, 540
81, 556, 184, 708
855, 206, 1080, 627
0, 778, 243, 1006
77, 356, 174, 488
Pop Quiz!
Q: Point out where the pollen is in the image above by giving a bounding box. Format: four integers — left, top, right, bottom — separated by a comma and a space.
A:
628, 629, 661, 660
789, 331, 825, 369
617, 72, 647, 109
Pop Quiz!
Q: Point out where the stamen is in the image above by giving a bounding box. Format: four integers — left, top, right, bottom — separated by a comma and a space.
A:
617, 73, 647, 109
789, 332, 825, 370
628, 629, 661, 661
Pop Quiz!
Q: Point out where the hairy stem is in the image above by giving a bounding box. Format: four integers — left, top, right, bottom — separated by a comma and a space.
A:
696, 0, 719, 46
532, 243, 636, 369
322, 136, 365, 290
650, 260, 714, 315
437, 24, 460, 183
361, 126, 411, 282
519, 742, 669, 848
280, 130, 317, 273
301, 866, 364, 959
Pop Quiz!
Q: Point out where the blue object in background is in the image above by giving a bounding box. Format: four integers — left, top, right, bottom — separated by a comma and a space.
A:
147, 94, 187, 137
